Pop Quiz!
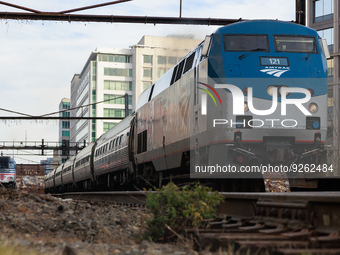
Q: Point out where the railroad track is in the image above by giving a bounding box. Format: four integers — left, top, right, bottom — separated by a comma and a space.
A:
53, 191, 148, 208
53, 191, 340, 254
193, 192, 340, 254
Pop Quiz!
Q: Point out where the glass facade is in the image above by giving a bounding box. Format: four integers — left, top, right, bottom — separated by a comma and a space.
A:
104, 68, 132, 77
103, 122, 117, 132
59, 98, 71, 163
327, 58, 334, 78
157, 56, 166, 65
92, 62, 97, 142
310, 0, 338, 169
62, 121, 70, 129
62, 130, 70, 137
168, 57, 177, 65
98, 54, 131, 63
314, 0, 333, 22
317, 28, 334, 51
104, 108, 132, 118
104, 94, 132, 105
143, 55, 153, 64
62, 102, 70, 109
104, 80, 132, 91
143, 68, 152, 78
62, 111, 70, 117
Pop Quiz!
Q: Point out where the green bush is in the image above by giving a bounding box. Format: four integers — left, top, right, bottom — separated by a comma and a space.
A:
144, 182, 224, 241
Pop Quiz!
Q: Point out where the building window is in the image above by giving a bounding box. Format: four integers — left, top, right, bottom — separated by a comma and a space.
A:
104, 80, 132, 91
327, 59, 334, 77
317, 28, 333, 51
328, 88, 333, 98
104, 94, 132, 105
104, 109, 126, 118
314, 0, 333, 23
143, 68, 152, 78
143, 82, 152, 90
157, 56, 166, 65
328, 106, 333, 121
62, 102, 70, 109
98, 54, 131, 63
143, 55, 153, 64
157, 68, 166, 78
62, 121, 70, 129
103, 122, 117, 132
62, 112, 70, 117
104, 68, 132, 77
104, 109, 132, 118
62, 131, 70, 137
168, 57, 177, 65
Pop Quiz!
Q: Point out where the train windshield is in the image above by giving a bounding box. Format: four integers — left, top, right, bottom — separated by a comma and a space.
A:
0, 162, 15, 169
223, 34, 269, 52
274, 35, 317, 53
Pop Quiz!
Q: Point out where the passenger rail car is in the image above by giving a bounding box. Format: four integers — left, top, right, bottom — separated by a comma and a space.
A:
46, 20, 329, 193
0, 157, 16, 189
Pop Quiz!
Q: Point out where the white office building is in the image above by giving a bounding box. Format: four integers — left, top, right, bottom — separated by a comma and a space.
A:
70, 35, 201, 145
58, 98, 71, 163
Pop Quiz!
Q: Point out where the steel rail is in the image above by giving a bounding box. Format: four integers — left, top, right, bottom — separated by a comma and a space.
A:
52, 190, 340, 252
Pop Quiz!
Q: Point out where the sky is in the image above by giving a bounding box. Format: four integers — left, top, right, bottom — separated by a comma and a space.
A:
0, 0, 297, 164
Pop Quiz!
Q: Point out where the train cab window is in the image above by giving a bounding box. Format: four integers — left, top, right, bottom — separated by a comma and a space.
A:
274, 35, 317, 53
223, 34, 269, 52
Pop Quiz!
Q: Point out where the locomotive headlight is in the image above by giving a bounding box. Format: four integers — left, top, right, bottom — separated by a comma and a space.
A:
308, 103, 318, 113
267, 86, 275, 96
279, 86, 290, 96
244, 101, 249, 112
308, 88, 314, 96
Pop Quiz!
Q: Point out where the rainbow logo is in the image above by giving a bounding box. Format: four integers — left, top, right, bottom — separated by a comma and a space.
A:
197, 82, 222, 115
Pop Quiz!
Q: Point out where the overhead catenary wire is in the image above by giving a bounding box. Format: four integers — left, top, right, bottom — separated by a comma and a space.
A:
0, 95, 126, 119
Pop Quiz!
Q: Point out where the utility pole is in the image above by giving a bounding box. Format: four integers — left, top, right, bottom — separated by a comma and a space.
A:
125, 93, 129, 118
295, 0, 306, 26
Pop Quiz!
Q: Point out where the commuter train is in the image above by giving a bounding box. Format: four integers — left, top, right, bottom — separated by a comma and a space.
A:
45, 20, 330, 193
0, 157, 16, 189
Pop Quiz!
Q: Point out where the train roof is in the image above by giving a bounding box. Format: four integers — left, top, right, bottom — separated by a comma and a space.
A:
75, 142, 95, 159
215, 19, 318, 35
0, 156, 15, 163
135, 20, 321, 112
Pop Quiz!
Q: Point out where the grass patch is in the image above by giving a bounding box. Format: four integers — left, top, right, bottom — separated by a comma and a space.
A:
144, 182, 224, 242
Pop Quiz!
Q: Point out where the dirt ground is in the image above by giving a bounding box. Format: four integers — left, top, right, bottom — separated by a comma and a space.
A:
0, 188, 199, 255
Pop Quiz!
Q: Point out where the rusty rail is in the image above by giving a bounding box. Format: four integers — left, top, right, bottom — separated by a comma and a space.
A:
53, 191, 340, 253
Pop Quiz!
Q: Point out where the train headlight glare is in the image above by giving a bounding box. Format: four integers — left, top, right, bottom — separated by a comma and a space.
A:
309, 103, 318, 113
308, 88, 314, 96
244, 101, 249, 112
267, 86, 275, 96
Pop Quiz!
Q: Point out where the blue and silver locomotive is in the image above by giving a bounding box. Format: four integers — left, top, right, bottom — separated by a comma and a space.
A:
47, 20, 330, 193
